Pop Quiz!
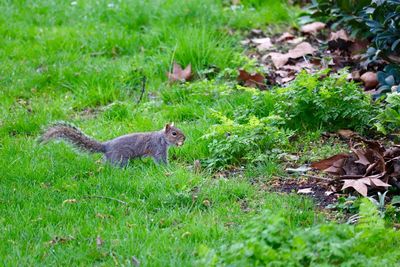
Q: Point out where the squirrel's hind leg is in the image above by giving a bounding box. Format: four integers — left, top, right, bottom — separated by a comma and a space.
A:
104, 153, 129, 168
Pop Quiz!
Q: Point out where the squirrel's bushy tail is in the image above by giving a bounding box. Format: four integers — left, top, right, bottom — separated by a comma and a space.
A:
39, 122, 105, 153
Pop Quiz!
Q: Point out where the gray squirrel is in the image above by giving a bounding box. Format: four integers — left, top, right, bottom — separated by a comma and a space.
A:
39, 122, 186, 167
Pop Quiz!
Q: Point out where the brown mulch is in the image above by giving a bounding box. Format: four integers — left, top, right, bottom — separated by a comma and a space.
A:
268, 176, 339, 208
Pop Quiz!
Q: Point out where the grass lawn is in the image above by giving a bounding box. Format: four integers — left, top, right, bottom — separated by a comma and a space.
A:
0, 0, 385, 266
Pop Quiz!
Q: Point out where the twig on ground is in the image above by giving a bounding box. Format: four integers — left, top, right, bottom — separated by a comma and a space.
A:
136, 75, 146, 104
278, 174, 334, 182
83, 195, 128, 205
300, 174, 335, 182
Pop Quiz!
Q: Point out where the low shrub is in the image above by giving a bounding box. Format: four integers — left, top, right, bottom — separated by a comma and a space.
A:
272, 71, 374, 132
374, 92, 400, 135
308, 0, 400, 64
198, 199, 400, 266
202, 113, 292, 170
198, 71, 374, 170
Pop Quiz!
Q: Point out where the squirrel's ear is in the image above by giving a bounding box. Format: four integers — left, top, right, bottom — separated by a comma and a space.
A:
164, 123, 171, 132
171, 122, 174, 127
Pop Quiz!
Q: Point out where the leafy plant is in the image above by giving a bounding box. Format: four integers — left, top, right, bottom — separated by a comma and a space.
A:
377, 64, 400, 95
198, 199, 400, 266
308, 0, 371, 37
374, 92, 400, 134
202, 113, 292, 170
361, 1, 400, 63
326, 195, 361, 213
308, 0, 400, 64
367, 190, 389, 218
273, 71, 374, 131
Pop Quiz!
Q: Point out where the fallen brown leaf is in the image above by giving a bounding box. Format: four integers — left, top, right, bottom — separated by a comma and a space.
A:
341, 179, 369, 196
328, 30, 352, 51
281, 76, 296, 83
266, 42, 316, 69
352, 148, 370, 166
267, 52, 288, 69
301, 22, 326, 34
349, 39, 369, 55
287, 37, 304, 45
167, 62, 192, 82
337, 129, 356, 139
287, 42, 317, 59
311, 154, 349, 173
251, 29, 262, 35
251, 37, 271, 45
256, 39, 273, 52
237, 69, 266, 89
276, 32, 295, 42
240, 39, 250, 46
370, 177, 390, 187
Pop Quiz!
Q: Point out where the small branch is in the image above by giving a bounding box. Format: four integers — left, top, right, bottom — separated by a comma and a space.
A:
83, 195, 128, 205
300, 174, 335, 182
137, 75, 146, 104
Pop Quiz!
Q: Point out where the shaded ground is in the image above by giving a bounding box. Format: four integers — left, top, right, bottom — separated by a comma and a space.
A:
269, 176, 339, 208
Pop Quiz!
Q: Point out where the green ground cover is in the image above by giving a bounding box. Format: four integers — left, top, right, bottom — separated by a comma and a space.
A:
1, 0, 399, 266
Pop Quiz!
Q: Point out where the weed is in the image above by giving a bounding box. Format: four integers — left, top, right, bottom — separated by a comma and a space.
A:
198, 199, 400, 266
273, 71, 374, 132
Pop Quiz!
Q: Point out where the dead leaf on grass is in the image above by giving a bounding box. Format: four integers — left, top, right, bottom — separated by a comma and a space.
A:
251, 29, 263, 36
370, 177, 390, 187
256, 39, 273, 52
337, 129, 356, 139
237, 69, 266, 89
352, 148, 371, 166
167, 62, 192, 82
349, 39, 370, 55
276, 32, 295, 42
301, 22, 326, 34
341, 179, 369, 196
287, 42, 317, 59
240, 39, 250, 46
328, 30, 352, 51
312, 137, 396, 196
287, 37, 304, 45
267, 52, 288, 69
251, 37, 271, 45
311, 154, 349, 174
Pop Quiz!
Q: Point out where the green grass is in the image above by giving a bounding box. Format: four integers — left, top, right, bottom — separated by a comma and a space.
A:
0, 0, 364, 265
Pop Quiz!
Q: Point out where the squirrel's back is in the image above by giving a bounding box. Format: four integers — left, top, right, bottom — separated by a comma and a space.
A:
39, 122, 105, 153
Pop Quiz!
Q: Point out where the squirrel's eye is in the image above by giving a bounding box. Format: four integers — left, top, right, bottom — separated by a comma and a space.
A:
172, 132, 177, 136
